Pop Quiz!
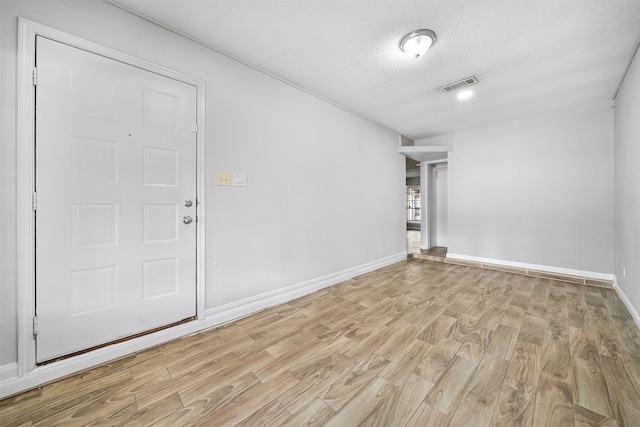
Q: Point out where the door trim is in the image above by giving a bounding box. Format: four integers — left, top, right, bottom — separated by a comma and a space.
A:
17, 18, 206, 378
419, 159, 448, 250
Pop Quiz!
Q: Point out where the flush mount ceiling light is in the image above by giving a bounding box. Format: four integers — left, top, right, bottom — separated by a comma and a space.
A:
400, 29, 436, 59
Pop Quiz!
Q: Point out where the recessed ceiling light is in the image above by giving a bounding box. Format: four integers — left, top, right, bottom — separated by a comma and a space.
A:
400, 29, 436, 59
457, 90, 473, 100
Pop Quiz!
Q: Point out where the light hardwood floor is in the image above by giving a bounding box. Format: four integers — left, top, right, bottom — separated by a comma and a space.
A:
2, 260, 640, 426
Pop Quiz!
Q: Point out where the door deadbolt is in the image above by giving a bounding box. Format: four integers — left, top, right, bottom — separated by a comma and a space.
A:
184, 199, 193, 207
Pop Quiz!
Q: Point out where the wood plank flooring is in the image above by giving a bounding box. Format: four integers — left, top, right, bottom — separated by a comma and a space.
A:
2, 259, 640, 426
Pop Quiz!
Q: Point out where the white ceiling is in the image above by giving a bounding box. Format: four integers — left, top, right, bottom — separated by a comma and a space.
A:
112, 0, 640, 140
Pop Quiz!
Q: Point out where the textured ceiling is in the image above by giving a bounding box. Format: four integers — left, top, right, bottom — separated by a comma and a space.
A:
112, 0, 640, 140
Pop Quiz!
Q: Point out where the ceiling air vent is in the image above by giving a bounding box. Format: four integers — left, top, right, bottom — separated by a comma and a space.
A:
439, 76, 479, 92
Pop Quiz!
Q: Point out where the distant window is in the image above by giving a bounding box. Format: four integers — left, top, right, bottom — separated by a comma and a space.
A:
407, 185, 421, 222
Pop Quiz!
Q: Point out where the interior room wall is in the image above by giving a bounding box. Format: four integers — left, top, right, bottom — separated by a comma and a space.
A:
0, 1, 405, 368
415, 134, 450, 147
448, 102, 614, 275
614, 47, 640, 318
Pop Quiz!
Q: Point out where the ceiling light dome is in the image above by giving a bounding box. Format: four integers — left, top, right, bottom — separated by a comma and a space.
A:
400, 29, 436, 59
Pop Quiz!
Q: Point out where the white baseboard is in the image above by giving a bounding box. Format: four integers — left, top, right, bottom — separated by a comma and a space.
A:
203, 252, 407, 326
0, 320, 202, 400
613, 278, 640, 329
0, 252, 406, 399
446, 253, 615, 282
0, 363, 17, 382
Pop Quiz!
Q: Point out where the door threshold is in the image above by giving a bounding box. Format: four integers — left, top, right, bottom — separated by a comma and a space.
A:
421, 246, 447, 257
410, 246, 447, 262
37, 316, 196, 366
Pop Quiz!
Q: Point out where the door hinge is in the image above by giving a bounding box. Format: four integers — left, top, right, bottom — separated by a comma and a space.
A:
32, 67, 38, 86
32, 192, 37, 211
191, 124, 198, 133
33, 316, 38, 338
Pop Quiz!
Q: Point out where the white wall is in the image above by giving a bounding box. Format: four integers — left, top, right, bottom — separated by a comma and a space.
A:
448, 102, 614, 275
415, 134, 450, 147
0, 1, 405, 368
614, 48, 640, 318
435, 169, 448, 247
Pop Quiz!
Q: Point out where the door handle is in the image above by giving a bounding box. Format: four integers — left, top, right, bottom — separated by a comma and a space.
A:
183, 216, 193, 224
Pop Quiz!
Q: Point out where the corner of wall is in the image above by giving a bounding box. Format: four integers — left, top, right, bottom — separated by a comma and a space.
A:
614, 277, 640, 329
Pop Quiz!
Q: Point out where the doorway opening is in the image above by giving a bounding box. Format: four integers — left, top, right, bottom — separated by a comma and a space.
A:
405, 157, 448, 258
429, 162, 448, 252
405, 158, 421, 256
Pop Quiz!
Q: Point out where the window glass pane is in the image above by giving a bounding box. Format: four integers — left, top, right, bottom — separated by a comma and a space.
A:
407, 185, 421, 222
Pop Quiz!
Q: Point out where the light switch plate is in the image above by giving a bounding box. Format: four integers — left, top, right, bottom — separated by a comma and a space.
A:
233, 172, 247, 187
217, 172, 231, 186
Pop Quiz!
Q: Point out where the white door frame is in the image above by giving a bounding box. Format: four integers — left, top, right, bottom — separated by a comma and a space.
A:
431, 163, 448, 247
16, 18, 206, 379
419, 159, 448, 250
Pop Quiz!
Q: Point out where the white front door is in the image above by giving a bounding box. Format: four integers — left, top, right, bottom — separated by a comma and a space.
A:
35, 36, 198, 363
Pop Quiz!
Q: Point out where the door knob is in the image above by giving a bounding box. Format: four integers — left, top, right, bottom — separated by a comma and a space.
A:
183, 216, 193, 224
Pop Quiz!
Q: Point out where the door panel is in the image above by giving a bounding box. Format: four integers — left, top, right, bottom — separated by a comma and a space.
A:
35, 36, 197, 363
